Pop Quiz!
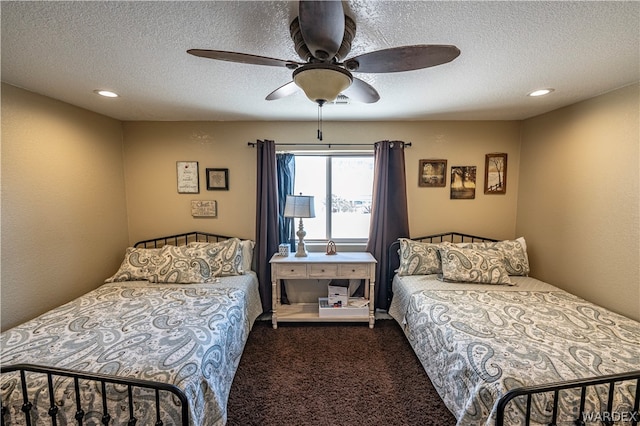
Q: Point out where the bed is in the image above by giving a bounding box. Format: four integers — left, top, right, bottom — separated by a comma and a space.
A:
1, 231, 262, 426
387, 232, 640, 426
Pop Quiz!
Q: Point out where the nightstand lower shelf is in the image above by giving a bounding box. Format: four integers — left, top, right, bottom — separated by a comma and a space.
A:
276, 302, 370, 323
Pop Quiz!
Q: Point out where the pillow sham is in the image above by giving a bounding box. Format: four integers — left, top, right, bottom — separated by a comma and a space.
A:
105, 247, 163, 283
188, 238, 249, 273
397, 238, 443, 276
457, 237, 530, 276
437, 246, 513, 285
183, 237, 244, 277
152, 244, 213, 283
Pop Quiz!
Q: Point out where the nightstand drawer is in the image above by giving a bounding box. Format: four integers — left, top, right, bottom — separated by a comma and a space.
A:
275, 264, 308, 278
308, 264, 338, 277
339, 264, 369, 278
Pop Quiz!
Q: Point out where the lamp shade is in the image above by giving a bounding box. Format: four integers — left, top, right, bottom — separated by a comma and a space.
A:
293, 64, 352, 104
283, 195, 315, 218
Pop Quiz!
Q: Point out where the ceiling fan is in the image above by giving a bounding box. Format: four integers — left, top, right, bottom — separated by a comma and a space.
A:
187, 0, 460, 106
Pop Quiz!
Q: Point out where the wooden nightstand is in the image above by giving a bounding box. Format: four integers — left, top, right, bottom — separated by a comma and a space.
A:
269, 252, 377, 329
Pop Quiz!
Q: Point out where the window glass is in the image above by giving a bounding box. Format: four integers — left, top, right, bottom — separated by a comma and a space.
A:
293, 154, 373, 241
292, 156, 327, 240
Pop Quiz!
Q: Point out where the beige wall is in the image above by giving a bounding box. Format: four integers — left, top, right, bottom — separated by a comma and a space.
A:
4, 81, 637, 328
122, 120, 522, 245
517, 84, 639, 321
1, 84, 129, 330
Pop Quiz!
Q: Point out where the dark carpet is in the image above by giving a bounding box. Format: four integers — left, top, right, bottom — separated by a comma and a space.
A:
226, 320, 457, 426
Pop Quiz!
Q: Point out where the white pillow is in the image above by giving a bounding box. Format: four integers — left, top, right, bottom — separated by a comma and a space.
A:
240, 240, 255, 273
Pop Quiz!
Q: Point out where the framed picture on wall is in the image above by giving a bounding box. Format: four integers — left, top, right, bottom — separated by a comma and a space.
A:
418, 159, 447, 187
206, 168, 229, 190
191, 200, 217, 217
484, 153, 507, 194
450, 166, 476, 199
176, 161, 199, 194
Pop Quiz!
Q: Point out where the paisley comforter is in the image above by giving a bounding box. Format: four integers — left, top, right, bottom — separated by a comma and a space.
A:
389, 275, 640, 425
1, 274, 262, 426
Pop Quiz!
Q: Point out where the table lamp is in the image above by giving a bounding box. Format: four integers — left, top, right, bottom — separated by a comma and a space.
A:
283, 194, 316, 257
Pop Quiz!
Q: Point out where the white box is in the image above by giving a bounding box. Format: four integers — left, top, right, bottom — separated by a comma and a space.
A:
318, 298, 369, 318
327, 285, 348, 307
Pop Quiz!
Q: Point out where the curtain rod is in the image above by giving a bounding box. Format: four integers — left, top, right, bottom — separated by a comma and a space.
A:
247, 142, 411, 148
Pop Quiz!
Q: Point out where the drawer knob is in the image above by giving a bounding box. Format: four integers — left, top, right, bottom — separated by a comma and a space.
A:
351, 269, 356, 272
321, 269, 325, 272
290, 269, 295, 272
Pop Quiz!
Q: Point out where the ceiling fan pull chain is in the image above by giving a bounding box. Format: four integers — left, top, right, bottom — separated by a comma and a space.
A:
317, 103, 323, 141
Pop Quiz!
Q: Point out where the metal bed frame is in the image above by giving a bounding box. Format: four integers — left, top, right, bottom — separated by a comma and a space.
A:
0, 364, 189, 426
496, 370, 640, 426
1, 231, 234, 426
387, 232, 640, 426
134, 230, 233, 248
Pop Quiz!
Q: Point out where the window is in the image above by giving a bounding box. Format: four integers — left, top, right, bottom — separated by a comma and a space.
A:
292, 154, 374, 242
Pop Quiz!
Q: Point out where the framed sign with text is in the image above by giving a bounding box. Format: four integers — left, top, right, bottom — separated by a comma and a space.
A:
177, 161, 199, 193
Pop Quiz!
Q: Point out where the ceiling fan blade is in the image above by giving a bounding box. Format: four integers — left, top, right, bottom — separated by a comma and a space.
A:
266, 81, 300, 101
187, 49, 301, 68
345, 45, 460, 73
342, 78, 380, 104
298, 0, 344, 60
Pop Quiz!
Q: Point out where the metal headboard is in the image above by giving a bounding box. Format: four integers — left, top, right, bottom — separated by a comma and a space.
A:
134, 231, 234, 248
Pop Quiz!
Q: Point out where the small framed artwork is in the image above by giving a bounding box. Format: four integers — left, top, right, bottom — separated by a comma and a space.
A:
206, 168, 229, 190
191, 200, 217, 217
484, 153, 507, 194
450, 166, 477, 199
418, 159, 447, 187
177, 161, 199, 194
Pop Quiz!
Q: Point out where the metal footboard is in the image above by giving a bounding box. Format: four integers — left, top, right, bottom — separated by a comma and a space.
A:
1, 364, 189, 426
496, 370, 640, 426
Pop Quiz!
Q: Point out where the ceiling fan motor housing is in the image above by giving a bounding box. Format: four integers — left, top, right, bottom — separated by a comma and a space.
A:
290, 15, 356, 63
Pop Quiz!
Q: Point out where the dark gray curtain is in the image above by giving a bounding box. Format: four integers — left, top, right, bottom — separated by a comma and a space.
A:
255, 140, 279, 313
276, 153, 295, 248
366, 140, 410, 310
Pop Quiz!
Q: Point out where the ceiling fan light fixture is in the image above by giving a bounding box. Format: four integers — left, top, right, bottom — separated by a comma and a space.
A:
293, 64, 352, 104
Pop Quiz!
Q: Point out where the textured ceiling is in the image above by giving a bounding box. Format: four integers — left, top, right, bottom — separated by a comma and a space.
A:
1, 1, 638, 122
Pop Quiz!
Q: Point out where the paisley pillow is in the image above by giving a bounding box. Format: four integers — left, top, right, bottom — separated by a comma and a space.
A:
104, 247, 163, 283
105, 238, 244, 284
437, 246, 513, 285
397, 238, 444, 275
156, 238, 243, 283
457, 237, 530, 276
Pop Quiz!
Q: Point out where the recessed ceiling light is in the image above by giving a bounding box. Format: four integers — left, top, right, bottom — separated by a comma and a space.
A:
94, 89, 119, 98
528, 88, 554, 97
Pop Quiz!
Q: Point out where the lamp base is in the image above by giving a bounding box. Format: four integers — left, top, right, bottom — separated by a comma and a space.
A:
295, 241, 308, 257
295, 218, 308, 257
